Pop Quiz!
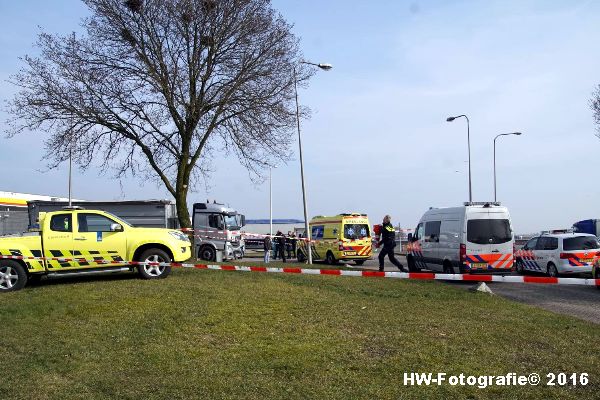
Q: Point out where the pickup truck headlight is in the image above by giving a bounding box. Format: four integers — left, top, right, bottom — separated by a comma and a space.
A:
170, 231, 190, 242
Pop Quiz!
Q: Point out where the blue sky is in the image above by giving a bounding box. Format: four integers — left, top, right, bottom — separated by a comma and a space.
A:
1, 0, 600, 233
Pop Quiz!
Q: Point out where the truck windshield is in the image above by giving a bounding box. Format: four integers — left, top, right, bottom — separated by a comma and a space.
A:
467, 219, 512, 245
224, 215, 240, 230
563, 236, 599, 251
344, 224, 370, 239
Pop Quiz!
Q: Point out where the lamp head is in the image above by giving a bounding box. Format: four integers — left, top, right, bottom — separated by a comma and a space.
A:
317, 63, 333, 71
446, 116, 456, 122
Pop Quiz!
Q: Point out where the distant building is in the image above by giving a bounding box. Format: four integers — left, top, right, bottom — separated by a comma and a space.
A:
0, 191, 77, 235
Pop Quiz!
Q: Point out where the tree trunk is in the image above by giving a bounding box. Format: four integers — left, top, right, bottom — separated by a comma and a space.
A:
175, 184, 191, 229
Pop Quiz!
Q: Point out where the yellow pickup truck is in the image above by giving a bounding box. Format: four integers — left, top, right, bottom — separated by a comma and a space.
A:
0, 207, 191, 292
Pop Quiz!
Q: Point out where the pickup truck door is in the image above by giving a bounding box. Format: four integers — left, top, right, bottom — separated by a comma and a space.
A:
43, 213, 75, 270
71, 212, 128, 268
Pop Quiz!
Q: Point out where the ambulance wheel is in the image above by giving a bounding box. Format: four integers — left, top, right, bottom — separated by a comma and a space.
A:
0, 260, 28, 292
137, 249, 172, 280
515, 259, 525, 275
547, 263, 559, 278
354, 260, 366, 266
199, 245, 216, 262
297, 251, 306, 263
326, 251, 337, 265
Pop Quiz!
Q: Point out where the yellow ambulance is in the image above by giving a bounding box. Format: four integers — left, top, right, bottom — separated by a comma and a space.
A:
297, 213, 372, 265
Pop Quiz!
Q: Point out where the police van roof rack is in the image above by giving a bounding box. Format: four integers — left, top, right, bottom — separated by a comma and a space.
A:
542, 228, 575, 235
464, 202, 501, 207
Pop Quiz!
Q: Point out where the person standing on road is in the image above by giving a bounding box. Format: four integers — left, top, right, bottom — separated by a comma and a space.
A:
290, 232, 297, 258
276, 230, 287, 262
263, 235, 272, 264
378, 215, 406, 272
273, 231, 279, 260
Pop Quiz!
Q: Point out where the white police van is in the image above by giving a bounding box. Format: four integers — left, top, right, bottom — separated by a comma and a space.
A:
515, 232, 599, 277
406, 202, 514, 274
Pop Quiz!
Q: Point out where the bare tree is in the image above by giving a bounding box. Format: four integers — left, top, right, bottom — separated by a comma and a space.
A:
7, 0, 312, 228
593, 85, 600, 138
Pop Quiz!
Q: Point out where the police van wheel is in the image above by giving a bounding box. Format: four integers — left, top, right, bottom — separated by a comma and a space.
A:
297, 251, 306, 263
442, 261, 454, 274
199, 245, 216, 262
594, 266, 600, 289
326, 251, 336, 265
547, 263, 559, 278
0, 260, 28, 292
407, 257, 419, 272
515, 259, 525, 275
138, 249, 171, 280
354, 260, 366, 266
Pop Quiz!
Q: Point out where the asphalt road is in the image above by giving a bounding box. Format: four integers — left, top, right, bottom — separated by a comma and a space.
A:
252, 253, 600, 324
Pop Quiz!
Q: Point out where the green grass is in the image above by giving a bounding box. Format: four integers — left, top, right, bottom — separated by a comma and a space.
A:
1, 268, 598, 399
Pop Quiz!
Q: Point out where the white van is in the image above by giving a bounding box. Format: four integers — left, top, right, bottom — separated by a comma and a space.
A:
406, 202, 514, 274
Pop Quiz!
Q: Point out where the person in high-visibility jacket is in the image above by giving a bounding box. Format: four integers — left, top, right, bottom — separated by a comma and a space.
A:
378, 215, 406, 272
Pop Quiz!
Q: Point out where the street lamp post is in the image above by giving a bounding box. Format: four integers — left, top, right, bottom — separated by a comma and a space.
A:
446, 114, 472, 203
493, 132, 522, 202
293, 60, 332, 264
269, 165, 277, 236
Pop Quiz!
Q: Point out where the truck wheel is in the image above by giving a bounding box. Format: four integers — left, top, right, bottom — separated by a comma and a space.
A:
326, 251, 337, 265
138, 249, 171, 280
199, 245, 216, 262
0, 260, 27, 292
297, 251, 306, 263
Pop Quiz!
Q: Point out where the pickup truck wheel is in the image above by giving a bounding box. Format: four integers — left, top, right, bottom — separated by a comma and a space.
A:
138, 249, 171, 280
0, 260, 27, 292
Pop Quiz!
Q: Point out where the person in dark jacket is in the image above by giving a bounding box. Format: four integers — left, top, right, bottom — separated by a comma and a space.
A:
378, 215, 406, 272
276, 230, 286, 262
263, 235, 272, 263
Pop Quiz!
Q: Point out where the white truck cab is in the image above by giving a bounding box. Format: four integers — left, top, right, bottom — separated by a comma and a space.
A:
407, 202, 514, 274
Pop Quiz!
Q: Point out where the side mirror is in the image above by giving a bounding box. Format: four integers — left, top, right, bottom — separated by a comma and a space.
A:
407, 233, 413, 242
110, 223, 123, 232
240, 214, 246, 227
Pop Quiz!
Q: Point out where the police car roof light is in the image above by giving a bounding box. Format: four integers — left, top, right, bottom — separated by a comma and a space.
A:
61, 206, 85, 210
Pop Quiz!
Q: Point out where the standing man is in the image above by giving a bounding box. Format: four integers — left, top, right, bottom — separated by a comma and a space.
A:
263, 234, 272, 264
276, 230, 287, 263
290, 231, 297, 258
378, 215, 406, 272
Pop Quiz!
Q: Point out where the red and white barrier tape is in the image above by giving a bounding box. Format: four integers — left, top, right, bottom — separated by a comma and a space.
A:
2, 255, 599, 286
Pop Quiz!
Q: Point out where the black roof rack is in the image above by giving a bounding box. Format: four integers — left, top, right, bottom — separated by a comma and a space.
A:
464, 202, 501, 207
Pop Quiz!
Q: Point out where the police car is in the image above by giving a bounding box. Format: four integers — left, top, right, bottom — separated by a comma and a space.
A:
515, 232, 599, 277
